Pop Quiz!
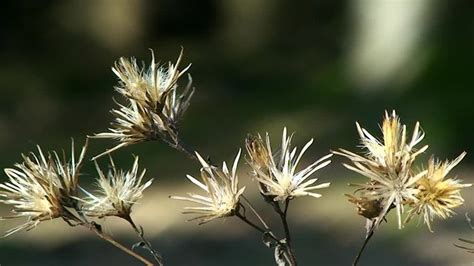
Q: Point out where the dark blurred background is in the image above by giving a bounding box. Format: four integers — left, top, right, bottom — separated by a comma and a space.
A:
0, 0, 473, 265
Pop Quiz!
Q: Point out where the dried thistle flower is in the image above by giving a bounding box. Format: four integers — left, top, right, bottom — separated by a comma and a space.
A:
0, 139, 88, 237
92, 50, 194, 160
112, 49, 191, 110
81, 156, 152, 218
246, 127, 332, 202
334, 111, 428, 228
171, 150, 245, 225
406, 152, 471, 231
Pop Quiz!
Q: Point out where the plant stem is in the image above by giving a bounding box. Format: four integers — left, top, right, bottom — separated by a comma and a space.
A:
235, 212, 280, 244
171, 141, 198, 162
235, 212, 268, 235
352, 221, 377, 266
278, 199, 297, 266
239, 195, 300, 265
282, 199, 292, 244
160, 135, 199, 163
84, 222, 154, 266
123, 215, 164, 266
268, 199, 298, 266
241, 196, 271, 230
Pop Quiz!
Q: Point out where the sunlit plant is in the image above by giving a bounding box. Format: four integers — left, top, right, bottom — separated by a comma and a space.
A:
0, 49, 471, 266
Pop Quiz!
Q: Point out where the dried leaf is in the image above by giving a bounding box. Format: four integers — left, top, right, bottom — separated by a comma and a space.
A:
274, 245, 286, 266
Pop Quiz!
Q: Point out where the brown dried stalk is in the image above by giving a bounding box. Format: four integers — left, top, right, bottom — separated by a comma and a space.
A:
84, 221, 154, 266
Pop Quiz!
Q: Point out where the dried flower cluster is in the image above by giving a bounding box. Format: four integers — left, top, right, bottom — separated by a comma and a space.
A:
171, 127, 332, 225
171, 128, 331, 266
92, 50, 194, 160
1, 47, 472, 266
246, 128, 332, 202
335, 111, 471, 231
0, 139, 152, 239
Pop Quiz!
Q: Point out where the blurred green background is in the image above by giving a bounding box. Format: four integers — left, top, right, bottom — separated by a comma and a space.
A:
0, 0, 473, 265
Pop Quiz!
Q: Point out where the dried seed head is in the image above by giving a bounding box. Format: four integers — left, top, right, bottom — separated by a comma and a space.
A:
113, 49, 191, 111
0, 139, 88, 237
406, 152, 471, 231
171, 150, 245, 225
246, 127, 332, 202
81, 156, 152, 218
92, 49, 194, 160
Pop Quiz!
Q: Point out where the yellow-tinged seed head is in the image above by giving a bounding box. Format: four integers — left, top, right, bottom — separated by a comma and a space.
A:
407, 153, 471, 231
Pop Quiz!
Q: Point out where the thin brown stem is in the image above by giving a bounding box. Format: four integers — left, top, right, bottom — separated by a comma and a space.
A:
267, 199, 297, 266
282, 199, 292, 244
278, 199, 297, 266
123, 215, 164, 266
159, 133, 222, 169
235, 211, 280, 244
239, 200, 293, 265
353, 221, 377, 266
84, 222, 154, 266
171, 142, 198, 162
159, 135, 199, 162
241, 196, 271, 230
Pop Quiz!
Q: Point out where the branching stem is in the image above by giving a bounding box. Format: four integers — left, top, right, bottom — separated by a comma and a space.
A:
235, 211, 280, 243
123, 215, 164, 266
241, 195, 271, 230
83, 222, 154, 266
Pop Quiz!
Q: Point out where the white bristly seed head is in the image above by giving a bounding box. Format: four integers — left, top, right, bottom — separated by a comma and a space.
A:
92, 49, 194, 160
81, 156, 152, 218
171, 150, 245, 225
246, 127, 332, 202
